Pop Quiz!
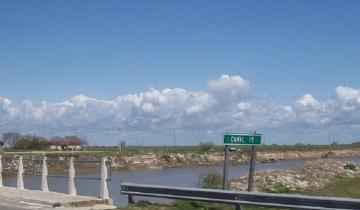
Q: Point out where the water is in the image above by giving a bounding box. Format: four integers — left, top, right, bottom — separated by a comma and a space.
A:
3, 157, 360, 207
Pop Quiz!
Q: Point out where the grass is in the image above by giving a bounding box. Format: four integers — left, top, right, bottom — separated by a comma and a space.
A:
5, 141, 360, 156
119, 201, 279, 210
305, 176, 360, 199
86, 142, 360, 154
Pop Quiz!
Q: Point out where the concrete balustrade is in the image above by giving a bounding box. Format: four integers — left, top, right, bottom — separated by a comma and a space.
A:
41, 156, 49, 192
17, 156, 24, 190
100, 157, 110, 199
68, 156, 77, 196
0, 155, 111, 201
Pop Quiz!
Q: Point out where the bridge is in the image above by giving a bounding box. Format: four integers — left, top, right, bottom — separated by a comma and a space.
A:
0, 155, 115, 210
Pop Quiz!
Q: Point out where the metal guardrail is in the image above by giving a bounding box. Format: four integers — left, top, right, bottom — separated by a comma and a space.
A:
120, 182, 360, 210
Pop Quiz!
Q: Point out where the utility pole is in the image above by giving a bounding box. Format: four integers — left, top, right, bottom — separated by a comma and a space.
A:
118, 128, 123, 152
66, 136, 69, 151
173, 128, 176, 147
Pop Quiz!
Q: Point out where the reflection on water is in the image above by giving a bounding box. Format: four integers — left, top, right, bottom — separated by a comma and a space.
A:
3, 157, 360, 207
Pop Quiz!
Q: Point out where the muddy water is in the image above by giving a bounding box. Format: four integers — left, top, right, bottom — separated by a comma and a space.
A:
3, 157, 360, 207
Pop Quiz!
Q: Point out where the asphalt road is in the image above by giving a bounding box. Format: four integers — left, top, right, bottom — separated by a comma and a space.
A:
0, 196, 116, 210
0, 196, 52, 210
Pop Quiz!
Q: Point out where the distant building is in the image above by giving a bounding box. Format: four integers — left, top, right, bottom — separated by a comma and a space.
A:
49, 136, 83, 151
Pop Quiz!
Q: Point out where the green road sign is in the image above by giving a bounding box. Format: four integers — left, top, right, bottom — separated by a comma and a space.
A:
224, 133, 262, 145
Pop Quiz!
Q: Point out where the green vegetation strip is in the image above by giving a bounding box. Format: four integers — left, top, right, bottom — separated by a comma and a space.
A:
306, 176, 360, 199
5, 141, 360, 156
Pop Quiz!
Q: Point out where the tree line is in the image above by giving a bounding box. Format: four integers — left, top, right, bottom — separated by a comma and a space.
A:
0, 132, 88, 150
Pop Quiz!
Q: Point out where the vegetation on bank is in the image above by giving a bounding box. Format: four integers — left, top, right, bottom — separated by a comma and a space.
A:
305, 176, 360, 199
26, 141, 360, 153
87, 141, 360, 154
4, 142, 360, 159
1, 132, 88, 151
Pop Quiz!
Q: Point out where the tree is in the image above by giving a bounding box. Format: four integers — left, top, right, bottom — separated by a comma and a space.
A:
13, 135, 49, 150
2, 132, 21, 148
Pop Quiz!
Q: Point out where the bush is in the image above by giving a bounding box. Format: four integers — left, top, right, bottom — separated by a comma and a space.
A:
200, 171, 222, 189
13, 137, 49, 150
199, 142, 216, 152
344, 163, 358, 171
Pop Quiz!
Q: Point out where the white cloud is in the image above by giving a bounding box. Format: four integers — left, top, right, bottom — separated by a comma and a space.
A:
336, 86, 360, 103
1, 76, 360, 145
0, 97, 18, 124
207, 74, 250, 95
296, 94, 319, 107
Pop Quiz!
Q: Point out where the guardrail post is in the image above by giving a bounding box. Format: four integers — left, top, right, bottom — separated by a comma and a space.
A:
68, 156, 77, 196
128, 194, 134, 204
41, 156, 49, 192
100, 157, 110, 199
0, 155, 3, 187
17, 156, 24, 190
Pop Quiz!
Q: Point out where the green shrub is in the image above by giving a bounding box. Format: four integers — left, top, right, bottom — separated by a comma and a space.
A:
344, 163, 358, 171
200, 171, 222, 189
199, 142, 216, 153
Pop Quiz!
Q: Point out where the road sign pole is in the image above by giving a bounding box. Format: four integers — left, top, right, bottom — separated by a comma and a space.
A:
247, 145, 256, 191
222, 145, 230, 190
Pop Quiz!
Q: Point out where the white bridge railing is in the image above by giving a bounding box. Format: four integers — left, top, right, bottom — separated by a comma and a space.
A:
0, 155, 111, 200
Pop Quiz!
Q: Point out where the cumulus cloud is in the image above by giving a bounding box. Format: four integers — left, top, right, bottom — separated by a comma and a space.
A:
1, 75, 360, 145
208, 74, 250, 96
296, 94, 319, 107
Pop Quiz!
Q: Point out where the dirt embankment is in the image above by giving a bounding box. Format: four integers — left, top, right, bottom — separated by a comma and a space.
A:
230, 159, 360, 192
109, 148, 360, 170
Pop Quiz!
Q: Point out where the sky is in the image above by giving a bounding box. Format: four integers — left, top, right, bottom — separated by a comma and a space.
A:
1, 0, 360, 146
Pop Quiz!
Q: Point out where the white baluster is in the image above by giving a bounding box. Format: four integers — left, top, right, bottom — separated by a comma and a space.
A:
68, 156, 77, 196
100, 157, 110, 199
41, 156, 49, 192
17, 156, 24, 190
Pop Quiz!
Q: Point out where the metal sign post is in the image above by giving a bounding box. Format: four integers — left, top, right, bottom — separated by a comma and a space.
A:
247, 145, 256, 191
222, 132, 262, 193
222, 145, 230, 190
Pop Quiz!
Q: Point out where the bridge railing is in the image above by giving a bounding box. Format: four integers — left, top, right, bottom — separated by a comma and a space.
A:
0, 155, 111, 200
120, 181, 360, 210
1, 157, 112, 181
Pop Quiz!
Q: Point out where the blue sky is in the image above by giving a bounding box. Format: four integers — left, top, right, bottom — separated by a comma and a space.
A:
1, 0, 360, 145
